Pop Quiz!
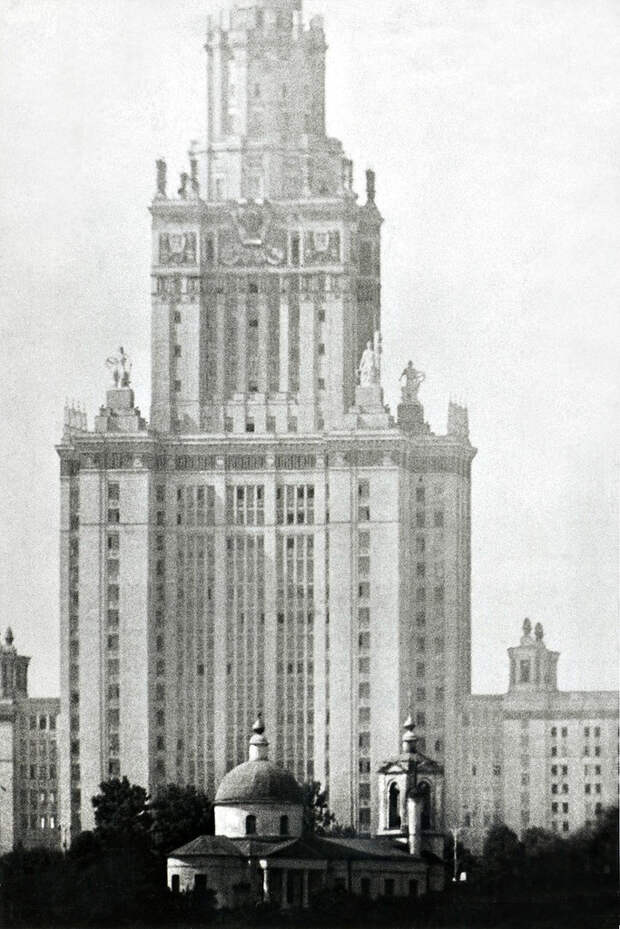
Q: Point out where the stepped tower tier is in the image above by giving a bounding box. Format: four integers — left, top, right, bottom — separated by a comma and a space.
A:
150, 0, 382, 436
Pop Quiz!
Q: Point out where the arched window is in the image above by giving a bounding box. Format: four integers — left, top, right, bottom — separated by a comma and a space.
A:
388, 782, 401, 829
245, 814, 257, 835
279, 814, 289, 836
418, 781, 432, 831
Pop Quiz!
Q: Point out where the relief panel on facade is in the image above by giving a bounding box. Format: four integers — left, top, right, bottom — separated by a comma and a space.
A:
159, 233, 198, 266
304, 231, 341, 266
218, 204, 288, 268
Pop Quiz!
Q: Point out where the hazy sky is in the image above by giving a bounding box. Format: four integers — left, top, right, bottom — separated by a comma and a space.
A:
0, 0, 618, 698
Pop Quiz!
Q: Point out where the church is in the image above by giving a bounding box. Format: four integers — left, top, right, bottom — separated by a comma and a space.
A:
167, 715, 445, 908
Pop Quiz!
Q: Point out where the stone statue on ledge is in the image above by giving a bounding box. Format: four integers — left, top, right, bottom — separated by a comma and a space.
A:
358, 332, 381, 387
106, 347, 131, 388
400, 361, 425, 402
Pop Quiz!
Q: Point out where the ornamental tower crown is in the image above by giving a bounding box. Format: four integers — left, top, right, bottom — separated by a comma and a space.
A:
507, 618, 559, 693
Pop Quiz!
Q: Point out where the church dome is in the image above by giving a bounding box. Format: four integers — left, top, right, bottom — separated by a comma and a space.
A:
215, 758, 303, 805
215, 715, 304, 806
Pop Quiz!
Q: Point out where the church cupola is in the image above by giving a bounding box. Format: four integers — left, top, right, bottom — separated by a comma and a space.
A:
507, 618, 559, 693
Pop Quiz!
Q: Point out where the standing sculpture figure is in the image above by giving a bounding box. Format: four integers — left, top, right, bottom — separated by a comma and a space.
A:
400, 361, 425, 402
106, 347, 132, 388
358, 333, 381, 387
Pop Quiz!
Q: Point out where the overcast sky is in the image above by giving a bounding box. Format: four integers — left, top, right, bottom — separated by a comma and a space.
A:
0, 0, 618, 698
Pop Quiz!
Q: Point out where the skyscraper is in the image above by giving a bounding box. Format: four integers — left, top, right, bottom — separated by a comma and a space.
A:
57, 0, 475, 839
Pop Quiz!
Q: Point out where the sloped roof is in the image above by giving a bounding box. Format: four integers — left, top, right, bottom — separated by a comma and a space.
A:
169, 835, 245, 858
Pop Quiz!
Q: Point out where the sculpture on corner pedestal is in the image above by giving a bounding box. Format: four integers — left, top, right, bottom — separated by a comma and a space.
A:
400, 361, 425, 403
106, 347, 132, 388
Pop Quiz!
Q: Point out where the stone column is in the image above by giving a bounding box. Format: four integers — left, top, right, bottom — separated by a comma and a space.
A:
280, 869, 289, 910
302, 870, 310, 909
215, 294, 226, 398
298, 297, 316, 432
262, 867, 270, 903
257, 294, 269, 394
278, 291, 289, 394
237, 294, 247, 394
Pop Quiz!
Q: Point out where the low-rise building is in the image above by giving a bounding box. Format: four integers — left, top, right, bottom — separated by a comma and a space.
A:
167, 716, 445, 908
457, 620, 619, 853
0, 630, 61, 854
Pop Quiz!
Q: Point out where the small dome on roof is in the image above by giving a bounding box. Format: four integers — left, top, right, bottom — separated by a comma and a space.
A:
215, 714, 303, 806
215, 758, 303, 805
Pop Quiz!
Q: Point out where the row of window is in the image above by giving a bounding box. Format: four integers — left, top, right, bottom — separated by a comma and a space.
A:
551, 744, 602, 757
551, 726, 602, 738
28, 715, 57, 731
24, 765, 57, 780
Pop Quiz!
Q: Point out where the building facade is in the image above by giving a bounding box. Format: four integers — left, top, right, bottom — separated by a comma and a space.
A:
0, 630, 61, 855
457, 620, 619, 853
57, 0, 475, 840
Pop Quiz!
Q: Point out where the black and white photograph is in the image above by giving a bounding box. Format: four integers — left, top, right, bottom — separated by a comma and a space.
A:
0, 0, 618, 926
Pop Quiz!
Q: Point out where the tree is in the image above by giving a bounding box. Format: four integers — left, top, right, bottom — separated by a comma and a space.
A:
92, 776, 150, 846
522, 826, 557, 858
301, 780, 357, 837
148, 783, 214, 856
302, 780, 336, 835
481, 822, 522, 886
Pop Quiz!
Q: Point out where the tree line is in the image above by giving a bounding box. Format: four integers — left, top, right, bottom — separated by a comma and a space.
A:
0, 777, 616, 928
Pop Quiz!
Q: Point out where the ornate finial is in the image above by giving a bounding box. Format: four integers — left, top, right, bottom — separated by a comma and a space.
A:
400, 362, 425, 403
105, 347, 131, 388
156, 159, 167, 198
366, 168, 376, 204
178, 172, 189, 199
249, 713, 269, 761
523, 618, 532, 637
5, 627, 14, 648
189, 142, 200, 196
534, 622, 544, 642
402, 707, 418, 754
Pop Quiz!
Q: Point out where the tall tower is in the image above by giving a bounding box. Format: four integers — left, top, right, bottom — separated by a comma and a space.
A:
58, 0, 474, 839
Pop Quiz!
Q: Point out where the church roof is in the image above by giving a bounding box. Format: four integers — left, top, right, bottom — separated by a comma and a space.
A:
214, 758, 304, 806
169, 833, 441, 863
169, 836, 246, 858
377, 751, 443, 777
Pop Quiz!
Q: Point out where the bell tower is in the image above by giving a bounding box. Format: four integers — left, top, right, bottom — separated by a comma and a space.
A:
376, 715, 444, 856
